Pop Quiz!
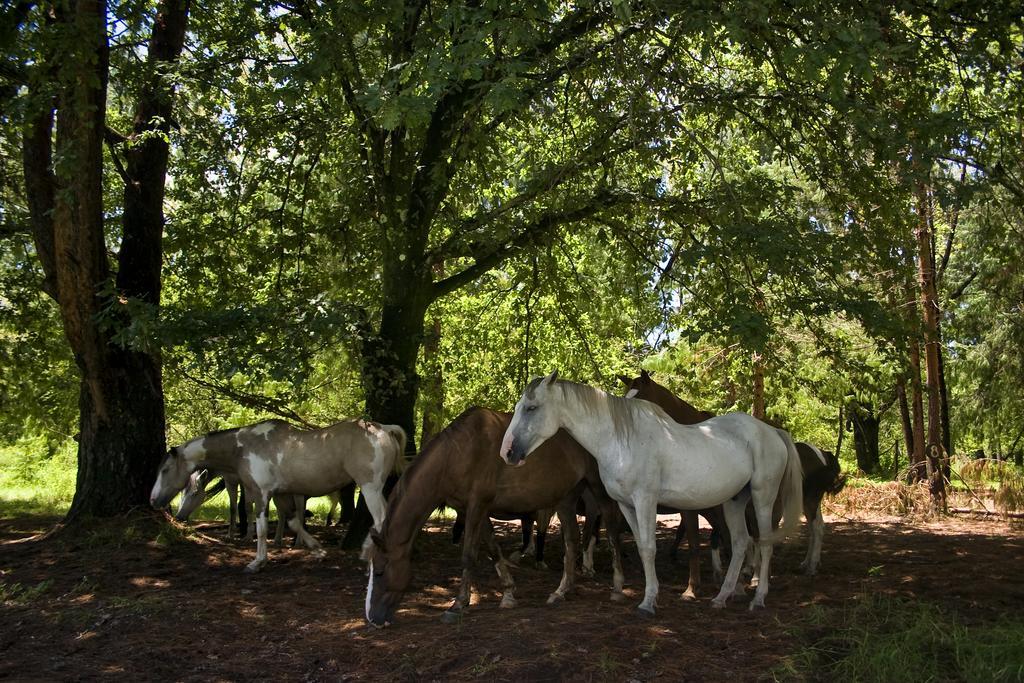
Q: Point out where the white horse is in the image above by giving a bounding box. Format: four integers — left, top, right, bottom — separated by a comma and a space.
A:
500, 372, 803, 614
151, 418, 406, 573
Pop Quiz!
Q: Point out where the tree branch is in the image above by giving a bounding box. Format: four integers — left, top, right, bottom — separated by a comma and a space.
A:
430, 188, 630, 299
181, 369, 319, 429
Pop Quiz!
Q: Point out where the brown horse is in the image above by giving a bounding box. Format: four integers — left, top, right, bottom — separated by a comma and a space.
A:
621, 370, 847, 577
364, 406, 626, 627
617, 370, 722, 599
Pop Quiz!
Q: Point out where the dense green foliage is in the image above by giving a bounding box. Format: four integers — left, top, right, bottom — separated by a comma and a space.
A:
1, 1, 1023, 511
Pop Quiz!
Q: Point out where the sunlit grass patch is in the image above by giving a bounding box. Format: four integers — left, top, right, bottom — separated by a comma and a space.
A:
0, 436, 75, 517
777, 595, 1024, 683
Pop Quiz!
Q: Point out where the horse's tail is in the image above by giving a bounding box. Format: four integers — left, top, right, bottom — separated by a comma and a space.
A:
381, 424, 408, 474
770, 428, 804, 543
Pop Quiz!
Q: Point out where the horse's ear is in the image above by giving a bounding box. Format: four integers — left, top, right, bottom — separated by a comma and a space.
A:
640, 369, 654, 381
616, 374, 632, 386
543, 370, 559, 386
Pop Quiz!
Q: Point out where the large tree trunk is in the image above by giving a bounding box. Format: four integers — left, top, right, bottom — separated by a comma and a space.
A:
915, 184, 947, 504
345, 237, 433, 548
21, 0, 188, 520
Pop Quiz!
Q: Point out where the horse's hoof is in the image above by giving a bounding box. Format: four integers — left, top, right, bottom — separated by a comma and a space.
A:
244, 561, 264, 574
681, 589, 697, 602
509, 551, 523, 564
499, 595, 517, 609
711, 599, 727, 610
546, 592, 565, 605
636, 605, 656, 618
536, 561, 549, 571
581, 566, 596, 578
749, 599, 765, 611
610, 591, 627, 602
439, 610, 463, 624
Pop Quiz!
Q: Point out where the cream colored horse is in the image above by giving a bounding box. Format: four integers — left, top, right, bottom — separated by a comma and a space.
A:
152, 418, 405, 572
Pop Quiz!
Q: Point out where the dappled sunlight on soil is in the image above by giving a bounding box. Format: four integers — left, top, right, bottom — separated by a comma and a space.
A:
0, 512, 1021, 680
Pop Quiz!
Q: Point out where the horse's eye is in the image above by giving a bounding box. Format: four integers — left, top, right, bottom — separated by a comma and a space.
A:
526, 405, 537, 412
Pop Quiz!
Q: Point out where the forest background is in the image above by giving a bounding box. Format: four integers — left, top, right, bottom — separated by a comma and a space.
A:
1, 0, 1022, 524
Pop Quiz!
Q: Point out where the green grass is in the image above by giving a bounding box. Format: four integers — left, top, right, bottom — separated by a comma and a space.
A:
777, 595, 1024, 682
0, 434, 76, 517
0, 579, 53, 604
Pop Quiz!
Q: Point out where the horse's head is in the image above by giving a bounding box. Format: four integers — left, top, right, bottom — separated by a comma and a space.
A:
174, 469, 214, 521
617, 369, 654, 400
150, 446, 196, 509
500, 370, 561, 466
364, 529, 412, 628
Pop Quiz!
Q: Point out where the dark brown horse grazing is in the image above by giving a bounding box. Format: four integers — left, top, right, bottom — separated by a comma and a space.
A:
621, 370, 847, 577
617, 370, 722, 599
365, 407, 626, 627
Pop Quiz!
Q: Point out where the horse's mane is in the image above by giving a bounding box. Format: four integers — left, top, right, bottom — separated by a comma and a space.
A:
544, 379, 668, 443
386, 406, 491, 508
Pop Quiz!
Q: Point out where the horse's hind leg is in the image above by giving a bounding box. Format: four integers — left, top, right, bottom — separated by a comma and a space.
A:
711, 497, 751, 608
749, 499, 776, 610
681, 510, 701, 601
441, 504, 487, 623
482, 521, 518, 609
286, 495, 325, 556
547, 497, 580, 604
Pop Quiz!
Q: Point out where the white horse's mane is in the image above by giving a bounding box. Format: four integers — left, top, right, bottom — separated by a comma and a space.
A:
547, 379, 674, 443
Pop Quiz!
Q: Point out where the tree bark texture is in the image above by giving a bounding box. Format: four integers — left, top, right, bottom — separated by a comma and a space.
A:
21, 0, 189, 519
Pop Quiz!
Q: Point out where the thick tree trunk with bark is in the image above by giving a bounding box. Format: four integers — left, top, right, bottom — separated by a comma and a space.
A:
21, 0, 189, 520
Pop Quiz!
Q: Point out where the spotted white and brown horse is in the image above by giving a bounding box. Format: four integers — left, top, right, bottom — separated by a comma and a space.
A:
152, 418, 405, 572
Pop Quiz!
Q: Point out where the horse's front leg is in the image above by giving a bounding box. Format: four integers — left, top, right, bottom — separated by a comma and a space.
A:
244, 489, 272, 573
481, 520, 518, 609
681, 510, 701, 600
621, 495, 659, 617
358, 479, 389, 561
547, 497, 580, 604
441, 505, 487, 623
711, 497, 752, 608
227, 481, 238, 539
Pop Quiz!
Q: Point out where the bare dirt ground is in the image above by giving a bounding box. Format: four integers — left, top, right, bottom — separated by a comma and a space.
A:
1, 510, 1022, 682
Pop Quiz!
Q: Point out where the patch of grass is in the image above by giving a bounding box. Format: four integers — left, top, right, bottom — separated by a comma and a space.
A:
154, 519, 195, 547
778, 595, 1024, 682
0, 435, 76, 517
0, 579, 53, 604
